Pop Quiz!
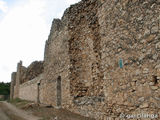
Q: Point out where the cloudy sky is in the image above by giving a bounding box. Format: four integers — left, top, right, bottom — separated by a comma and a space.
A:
0, 0, 80, 82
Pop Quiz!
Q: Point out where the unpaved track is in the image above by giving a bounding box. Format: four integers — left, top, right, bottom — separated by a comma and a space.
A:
0, 108, 10, 120
0, 101, 41, 120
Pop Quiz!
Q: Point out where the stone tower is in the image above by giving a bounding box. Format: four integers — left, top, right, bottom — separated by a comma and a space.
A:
10, 72, 16, 99
13, 61, 22, 98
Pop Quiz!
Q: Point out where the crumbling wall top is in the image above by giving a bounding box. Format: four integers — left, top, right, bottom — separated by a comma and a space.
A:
21, 61, 44, 84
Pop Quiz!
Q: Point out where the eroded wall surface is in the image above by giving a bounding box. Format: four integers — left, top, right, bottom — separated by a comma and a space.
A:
96, 0, 160, 119
40, 19, 71, 106
21, 61, 44, 84
11, 0, 160, 119
43, 0, 160, 119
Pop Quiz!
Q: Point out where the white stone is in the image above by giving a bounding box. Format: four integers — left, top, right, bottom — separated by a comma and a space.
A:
135, 69, 141, 75
156, 42, 160, 49
137, 16, 143, 21
138, 97, 144, 102
144, 29, 150, 36
153, 54, 158, 60
143, 68, 149, 74
155, 64, 160, 69
151, 26, 158, 33
151, 86, 158, 90
140, 103, 149, 108
157, 77, 160, 80
149, 82, 155, 86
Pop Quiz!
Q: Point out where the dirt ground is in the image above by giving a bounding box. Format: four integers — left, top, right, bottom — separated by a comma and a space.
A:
0, 101, 40, 120
0, 107, 10, 120
9, 99, 95, 120
24, 105, 95, 120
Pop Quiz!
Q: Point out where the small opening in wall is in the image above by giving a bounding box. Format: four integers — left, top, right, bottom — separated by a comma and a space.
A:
152, 75, 158, 85
57, 76, 61, 107
58, 76, 61, 80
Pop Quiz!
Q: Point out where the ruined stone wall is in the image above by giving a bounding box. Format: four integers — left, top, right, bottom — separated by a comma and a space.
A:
10, 0, 160, 119
20, 66, 27, 84
40, 18, 71, 106
21, 61, 44, 84
66, 0, 105, 98
13, 61, 22, 98
42, 0, 160, 119
10, 72, 16, 99
12, 61, 44, 99
98, 0, 160, 119
19, 74, 43, 102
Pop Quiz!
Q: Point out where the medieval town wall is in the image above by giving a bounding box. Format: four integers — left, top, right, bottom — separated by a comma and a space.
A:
40, 18, 71, 107
19, 74, 43, 102
11, 0, 160, 119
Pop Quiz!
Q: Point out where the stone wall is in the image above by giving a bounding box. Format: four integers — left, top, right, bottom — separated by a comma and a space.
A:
13, 61, 22, 99
10, 72, 16, 99
19, 74, 43, 102
96, 0, 160, 119
11, 0, 160, 119
12, 61, 44, 99
21, 61, 44, 84
40, 18, 71, 106
42, 0, 160, 119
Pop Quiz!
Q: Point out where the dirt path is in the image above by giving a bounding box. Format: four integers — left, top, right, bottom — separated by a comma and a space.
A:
0, 107, 10, 120
0, 101, 41, 120
4, 99, 95, 120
